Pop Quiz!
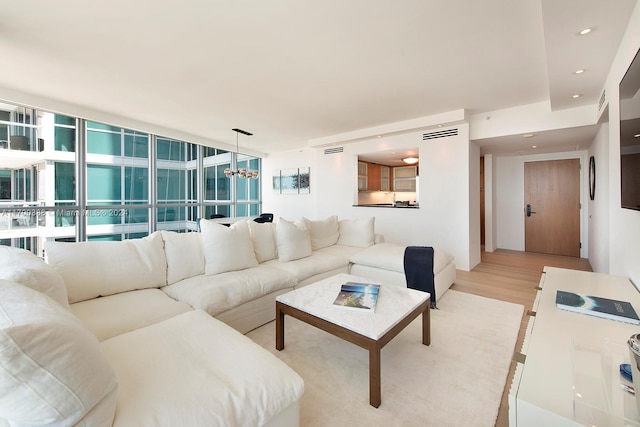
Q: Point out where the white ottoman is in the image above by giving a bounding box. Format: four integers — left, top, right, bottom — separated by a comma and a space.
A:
349, 243, 456, 302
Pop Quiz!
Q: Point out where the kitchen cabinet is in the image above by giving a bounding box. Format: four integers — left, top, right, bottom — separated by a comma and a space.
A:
393, 166, 417, 192
367, 163, 381, 191
358, 162, 367, 191
380, 166, 390, 191
358, 161, 388, 191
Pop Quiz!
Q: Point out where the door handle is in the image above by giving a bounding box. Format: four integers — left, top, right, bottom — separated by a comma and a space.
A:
526, 204, 536, 217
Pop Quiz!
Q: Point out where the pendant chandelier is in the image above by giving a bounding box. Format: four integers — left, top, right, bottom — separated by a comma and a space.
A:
224, 128, 259, 179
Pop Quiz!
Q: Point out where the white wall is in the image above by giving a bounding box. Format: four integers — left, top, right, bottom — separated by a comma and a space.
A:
483, 154, 496, 252
600, 1, 640, 287
587, 122, 610, 273
495, 155, 524, 250
261, 147, 320, 220
494, 150, 589, 257
468, 141, 481, 268
262, 124, 481, 271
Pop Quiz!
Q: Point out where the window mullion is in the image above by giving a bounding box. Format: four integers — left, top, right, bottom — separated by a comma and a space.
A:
76, 119, 87, 241
149, 135, 157, 234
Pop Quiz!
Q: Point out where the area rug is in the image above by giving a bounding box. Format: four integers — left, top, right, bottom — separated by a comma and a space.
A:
247, 290, 524, 427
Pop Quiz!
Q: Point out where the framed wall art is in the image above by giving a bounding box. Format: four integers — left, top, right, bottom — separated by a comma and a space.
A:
272, 167, 311, 194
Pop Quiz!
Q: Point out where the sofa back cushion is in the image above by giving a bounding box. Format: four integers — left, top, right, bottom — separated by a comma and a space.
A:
337, 217, 376, 247
247, 221, 278, 263
276, 218, 312, 262
303, 215, 339, 250
0, 246, 70, 310
160, 231, 205, 285
200, 219, 259, 275
0, 280, 118, 426
44, 232, 167, 303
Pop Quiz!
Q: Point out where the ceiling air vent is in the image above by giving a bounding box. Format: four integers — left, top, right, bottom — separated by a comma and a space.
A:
598, 90, 606, 111
422, 128, 459, 140
324, 146, 344, 155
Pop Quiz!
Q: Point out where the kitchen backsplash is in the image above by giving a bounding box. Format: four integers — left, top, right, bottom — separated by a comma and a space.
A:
358, 191, 417, 206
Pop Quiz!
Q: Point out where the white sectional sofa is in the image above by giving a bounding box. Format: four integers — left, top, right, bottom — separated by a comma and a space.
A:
160, 216, 384, 334
0, 244, 303, 427
0, 214, 456, 426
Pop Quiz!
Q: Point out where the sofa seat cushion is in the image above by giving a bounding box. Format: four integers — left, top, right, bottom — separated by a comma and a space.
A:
0, 280, 118, 427
70, 289, 193, 342
0, 246, 70, 310
265, 251, 349, 283
162, 265, 298, 317
349, 242, 455, 275
45, 232, 167, 303
100, 310, 304, 427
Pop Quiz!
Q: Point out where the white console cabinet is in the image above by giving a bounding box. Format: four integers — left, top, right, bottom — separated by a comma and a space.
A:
509, 267, 640, 427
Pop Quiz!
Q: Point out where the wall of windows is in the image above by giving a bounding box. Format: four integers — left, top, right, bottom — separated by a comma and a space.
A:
0, 101, 262, 254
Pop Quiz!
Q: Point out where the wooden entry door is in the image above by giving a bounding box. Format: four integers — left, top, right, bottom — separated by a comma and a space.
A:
524, 159, 580, 257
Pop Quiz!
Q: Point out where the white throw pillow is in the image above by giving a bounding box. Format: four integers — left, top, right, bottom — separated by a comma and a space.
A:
303, 215, 340, 250
200, 219, 259, 275
0, 280, 118, 426
337, 217, 376, 247
276, 218, 312, 262
45, 232, 168, 303
247, 221, 278, 263
161, 231, 205, 285
0, 246, 70, 310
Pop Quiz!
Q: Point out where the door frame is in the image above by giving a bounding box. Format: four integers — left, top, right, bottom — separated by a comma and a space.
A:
520, 152, 588, 258
483, 151, 589, 257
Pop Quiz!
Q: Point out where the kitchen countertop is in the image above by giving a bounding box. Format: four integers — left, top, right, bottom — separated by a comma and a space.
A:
353, 203, 419, 208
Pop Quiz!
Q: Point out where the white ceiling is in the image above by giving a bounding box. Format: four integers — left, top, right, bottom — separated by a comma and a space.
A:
0, 0, 636, 156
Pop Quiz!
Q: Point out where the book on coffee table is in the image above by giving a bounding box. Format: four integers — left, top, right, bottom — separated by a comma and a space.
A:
555, 290, 640, 325
332, 282, 380, 312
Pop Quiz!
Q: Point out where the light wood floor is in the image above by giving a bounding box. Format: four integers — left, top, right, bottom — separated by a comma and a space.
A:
451, 249, 593, 427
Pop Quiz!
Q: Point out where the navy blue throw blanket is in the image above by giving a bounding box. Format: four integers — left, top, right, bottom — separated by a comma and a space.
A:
403, 246, 437, 309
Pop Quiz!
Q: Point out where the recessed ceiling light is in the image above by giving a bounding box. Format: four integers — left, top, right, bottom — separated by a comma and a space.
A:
572, 94, 583, 99
574, 69, 586, 74
634, 133, 640, 138
531, 145, 537, 149
578, 28, 592, 35
523, 134, 535, 138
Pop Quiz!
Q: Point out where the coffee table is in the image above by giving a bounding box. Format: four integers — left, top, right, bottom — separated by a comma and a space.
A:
275, 273, 430, 408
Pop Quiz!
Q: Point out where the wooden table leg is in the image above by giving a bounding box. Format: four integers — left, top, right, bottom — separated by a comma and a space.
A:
422, 304, 431, 346
369, 346, 381, 408
276, 302, 285, 351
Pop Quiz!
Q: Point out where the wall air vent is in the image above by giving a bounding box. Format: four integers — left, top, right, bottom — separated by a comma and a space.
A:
324, 146, 344, 155
422, 128, 459, 140
598, 90, 606, 111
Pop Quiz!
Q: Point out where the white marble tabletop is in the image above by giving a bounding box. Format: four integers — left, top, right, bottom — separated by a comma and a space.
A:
276, 273, 429, 340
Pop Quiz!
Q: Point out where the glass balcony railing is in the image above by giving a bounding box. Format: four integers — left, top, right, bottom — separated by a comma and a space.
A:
0, 202, 46, 232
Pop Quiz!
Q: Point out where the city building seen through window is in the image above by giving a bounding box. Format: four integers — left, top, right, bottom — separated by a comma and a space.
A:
0, 101, 262, 255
